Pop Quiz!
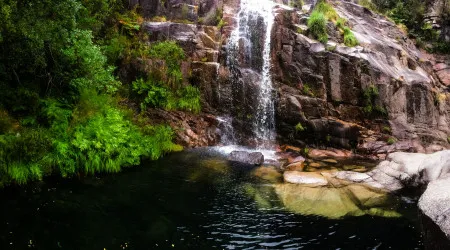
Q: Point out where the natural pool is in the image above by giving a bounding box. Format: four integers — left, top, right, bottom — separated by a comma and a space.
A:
0, 149, 423, 249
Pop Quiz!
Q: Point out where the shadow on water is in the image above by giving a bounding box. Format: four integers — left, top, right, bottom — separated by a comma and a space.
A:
0, 149, 423, 249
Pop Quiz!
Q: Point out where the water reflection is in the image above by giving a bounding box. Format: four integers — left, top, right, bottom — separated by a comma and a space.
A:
0, 149, 422, 249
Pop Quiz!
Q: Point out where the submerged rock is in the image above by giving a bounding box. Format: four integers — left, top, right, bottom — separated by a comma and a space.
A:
228, 151, 264, 165
252, 166, 283, 183
273, 183, 400, 219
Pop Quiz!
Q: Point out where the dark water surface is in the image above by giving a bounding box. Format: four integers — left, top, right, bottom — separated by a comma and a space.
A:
0, 149, 423, 249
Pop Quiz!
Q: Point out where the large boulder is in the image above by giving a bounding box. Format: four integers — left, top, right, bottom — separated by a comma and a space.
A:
335, 150, 450, 191
228, 151, 264, 165
419, 175, 450, 246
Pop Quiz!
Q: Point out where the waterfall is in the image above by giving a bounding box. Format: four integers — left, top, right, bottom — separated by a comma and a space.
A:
225, 0, 276, 148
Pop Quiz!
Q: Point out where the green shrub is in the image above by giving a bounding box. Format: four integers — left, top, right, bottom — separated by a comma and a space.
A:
308, 11, 328, 43
177, 85, 201, 113
343, 27, 359, 47
358, 0, 378, 12
133, 79, 201, 113
336, 17, 347, 30
387, 137, 396, 145
315, 1, 338, 21
289, 0, 304, 8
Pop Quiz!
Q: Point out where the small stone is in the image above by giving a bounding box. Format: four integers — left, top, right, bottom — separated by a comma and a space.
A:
322, 159, 338, 164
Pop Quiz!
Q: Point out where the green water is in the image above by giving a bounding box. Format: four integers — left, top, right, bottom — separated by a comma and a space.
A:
0, 149, 423, 249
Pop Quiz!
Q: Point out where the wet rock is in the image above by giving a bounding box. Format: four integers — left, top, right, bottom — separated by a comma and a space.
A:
288, 155, 306, 164
252, 166, 283, 183
283, 171, 328, 186
273, 183, 400, 219
308, 149, 353, 159
228, 151, 264, 165
285, 161, 305, 172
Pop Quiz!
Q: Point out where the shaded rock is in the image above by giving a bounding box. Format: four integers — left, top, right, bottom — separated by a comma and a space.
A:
419, 175, 450, 240
288, 155, 306, 164
283, 171, 328, 186
252, 166, 283, 183
308, 148, 353, 159
228, 151, 264, 165
285, 161, 305, 172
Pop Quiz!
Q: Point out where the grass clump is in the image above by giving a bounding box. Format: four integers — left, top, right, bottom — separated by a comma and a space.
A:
308, 11, 328, 43
362, 85, 388, 117
387, 137, 396, 145
295, 123, 305, 132
315, 1, 338, 21
343, 27, 359, 47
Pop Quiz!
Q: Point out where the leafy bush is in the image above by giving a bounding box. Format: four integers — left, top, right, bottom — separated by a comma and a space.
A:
343, 27, 359, 47
0, 128, 52, 185
315, 1, 338, 21
133, 79, 201, 113
308, 11, 328, 43
62, 29, 121, 94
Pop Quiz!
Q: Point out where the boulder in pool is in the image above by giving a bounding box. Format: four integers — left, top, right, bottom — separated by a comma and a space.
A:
228, 151, 264, 165
419, 175, 450, 245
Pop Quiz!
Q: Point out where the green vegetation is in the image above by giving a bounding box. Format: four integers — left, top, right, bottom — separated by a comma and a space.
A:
295, 123, 306, 132
308, 11, 329, 43
314, 1, 338, 21
382, 126, 392, 134
302, 84, 315, 97
362, 85, 388, 117
343, 27, 359, 47
336, 17, 347, 30
289, 0, 304, 8
366, 0, 449, 53
387, 137, 396, 145
0, 0, 195, 186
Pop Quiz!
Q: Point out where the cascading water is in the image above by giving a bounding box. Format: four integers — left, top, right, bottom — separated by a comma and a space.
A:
226, 0, 276, 148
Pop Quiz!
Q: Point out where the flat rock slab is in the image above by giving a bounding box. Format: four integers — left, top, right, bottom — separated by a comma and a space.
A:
228, 151, 264, 165
283, 171, 328, 186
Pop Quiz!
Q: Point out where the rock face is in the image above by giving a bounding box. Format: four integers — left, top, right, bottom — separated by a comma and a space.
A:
130, 0, 224, 25
228, 151, 265, 165
270, 0, 450, 152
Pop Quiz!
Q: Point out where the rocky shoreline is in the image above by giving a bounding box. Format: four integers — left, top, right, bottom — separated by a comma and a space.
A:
227, 147, 450, 246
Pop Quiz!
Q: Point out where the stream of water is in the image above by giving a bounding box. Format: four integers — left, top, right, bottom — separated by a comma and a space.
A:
226, 0, 276, 147
0, 149, 423, 249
